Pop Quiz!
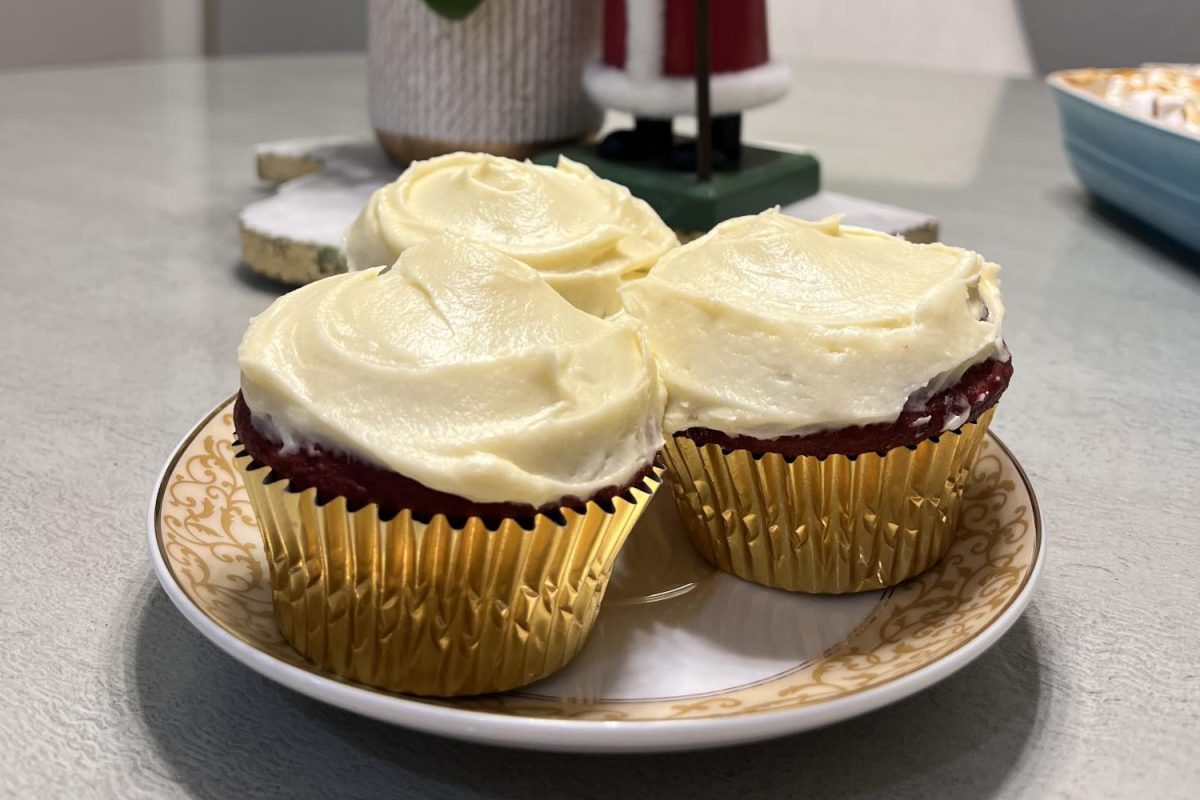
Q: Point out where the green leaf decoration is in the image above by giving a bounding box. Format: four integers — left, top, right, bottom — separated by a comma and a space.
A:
421, 0, 486, 20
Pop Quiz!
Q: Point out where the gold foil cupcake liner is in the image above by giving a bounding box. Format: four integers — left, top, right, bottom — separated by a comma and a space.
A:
660, 409, 995, 594
234, 452, 660, 696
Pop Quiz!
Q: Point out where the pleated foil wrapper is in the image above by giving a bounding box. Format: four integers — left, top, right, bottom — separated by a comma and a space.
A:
235, 452, 660, 696
660, 409, 996, 594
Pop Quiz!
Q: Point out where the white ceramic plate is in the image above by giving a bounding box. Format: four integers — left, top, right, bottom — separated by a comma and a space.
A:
149, 396, 1042, 753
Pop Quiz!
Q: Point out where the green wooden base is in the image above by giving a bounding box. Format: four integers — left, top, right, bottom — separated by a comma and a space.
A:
534, 143, 820, 232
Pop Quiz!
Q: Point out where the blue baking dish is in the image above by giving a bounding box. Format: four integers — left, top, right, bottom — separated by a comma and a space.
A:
1048, 70, 1200, 253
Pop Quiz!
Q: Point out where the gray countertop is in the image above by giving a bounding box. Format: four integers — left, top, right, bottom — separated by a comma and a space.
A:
2, 54, 1197, 799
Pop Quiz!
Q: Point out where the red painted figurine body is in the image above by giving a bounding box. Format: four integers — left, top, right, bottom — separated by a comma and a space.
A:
585, 0, 789, 169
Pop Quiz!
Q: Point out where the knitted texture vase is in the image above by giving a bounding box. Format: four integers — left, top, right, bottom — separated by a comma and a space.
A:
368, 0, 604, 164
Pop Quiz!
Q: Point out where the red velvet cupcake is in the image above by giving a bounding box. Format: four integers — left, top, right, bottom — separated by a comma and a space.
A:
235, 235, 664, 694
621, 210, 1011, 593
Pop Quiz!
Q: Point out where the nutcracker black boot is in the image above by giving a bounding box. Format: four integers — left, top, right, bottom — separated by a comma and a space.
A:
597, 117, 674, 161
666, 113, 742, 172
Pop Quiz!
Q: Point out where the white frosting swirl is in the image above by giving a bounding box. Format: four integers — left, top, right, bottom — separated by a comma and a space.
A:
619, 209, 1006, 438
239, 235, 665, 506
345, 152, 678, 317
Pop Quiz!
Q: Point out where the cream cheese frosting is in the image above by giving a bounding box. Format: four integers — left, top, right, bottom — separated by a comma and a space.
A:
619, 209, 1006, 438
239, 234, 665, 507
344, 152, 678, 317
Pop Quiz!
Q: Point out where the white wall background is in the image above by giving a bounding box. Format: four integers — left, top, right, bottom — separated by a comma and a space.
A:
0, 0, 1194, 75
768, 0, 1033, 76
205, 0, 367, 57
0, 0, 364, 71
0, 0, 203, 71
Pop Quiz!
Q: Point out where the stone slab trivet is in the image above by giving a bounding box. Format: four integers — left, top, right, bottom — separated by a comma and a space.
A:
240, 136, 940, 286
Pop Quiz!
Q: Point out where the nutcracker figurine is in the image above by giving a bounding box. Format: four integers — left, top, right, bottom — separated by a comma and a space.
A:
537, 0, 818, 231
585, 0, 789, 170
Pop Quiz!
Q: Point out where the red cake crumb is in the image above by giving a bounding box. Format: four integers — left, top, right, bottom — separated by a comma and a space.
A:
677, 356, 1012, 459
233, 393, 656, 524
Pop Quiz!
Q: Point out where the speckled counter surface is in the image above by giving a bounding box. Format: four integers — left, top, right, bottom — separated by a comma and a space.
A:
1, 54, 1197, 799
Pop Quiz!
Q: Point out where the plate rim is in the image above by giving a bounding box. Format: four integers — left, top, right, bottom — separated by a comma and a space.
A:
147, 395, 1044, 753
